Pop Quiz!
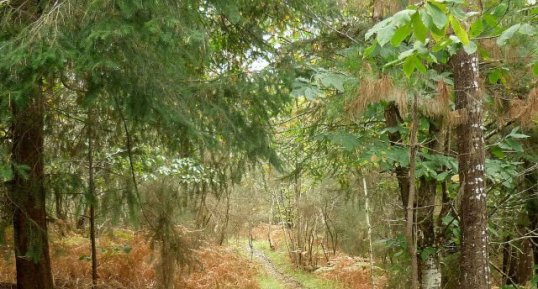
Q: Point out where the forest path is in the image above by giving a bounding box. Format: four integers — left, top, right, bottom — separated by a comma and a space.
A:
246, 242, 306, 289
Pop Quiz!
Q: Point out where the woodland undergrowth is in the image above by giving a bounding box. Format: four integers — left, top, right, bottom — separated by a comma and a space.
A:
0, 228, 259, 289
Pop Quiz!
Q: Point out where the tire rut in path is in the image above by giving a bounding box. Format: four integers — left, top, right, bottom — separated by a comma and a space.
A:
247, 243, 306, 289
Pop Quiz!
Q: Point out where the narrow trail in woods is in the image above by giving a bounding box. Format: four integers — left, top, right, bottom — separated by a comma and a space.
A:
246, 242, 306, 289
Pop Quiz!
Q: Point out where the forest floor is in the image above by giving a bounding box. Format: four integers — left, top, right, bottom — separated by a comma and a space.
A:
246, 242, 305, 289
0, 224, 378, 289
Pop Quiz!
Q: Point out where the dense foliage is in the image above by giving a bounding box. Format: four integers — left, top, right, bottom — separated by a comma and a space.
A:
1, 0, 538, 289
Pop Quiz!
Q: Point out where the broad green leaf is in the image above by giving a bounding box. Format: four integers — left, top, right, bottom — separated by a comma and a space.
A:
428, 1, 448, 13
470, 19, 484, 38
292, 84, 321, 100
383, 126, 402, 134
391, 23, 412, 46
510, 133, 530, 139
483, 14, 497, 27
449, 6, 467, 20
420, 247, 437, 261
385, 146, 410, 167
304, 87, 320, 100
412, 12, 428, 42
463, 41, 477, 54
533, 62, 538, 76
509, 127, 530, 139
377, 24, 397, 47
492, 3, 508, 17
435, 171, 450, 181
519, 23, 536, 36
432, 39, 451, 52
398, 48, 416, 60
500, 139, 524, 153
489, 146, 505, 159
428, 53, 438, 63
449, 35, 460, 43
414, 56, 427, 73
497, 24, 521, 46
366, 17, 391, 40
420, 11, 445, 39
391, 9, 415, 26
326, 132, 361, 151
318, 73, 346, 92
426, 3, 448, 29
488, 69, 502, 84
363, 42, 377, 58
0, 164, 12, 181
449, 15, 469, 45
403, 55, 426, 77
403, 56, 416, 77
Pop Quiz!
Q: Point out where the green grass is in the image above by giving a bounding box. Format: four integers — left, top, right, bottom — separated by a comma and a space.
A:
253, 240, 343, 289
258, 274, 285, 289
227, 238, 287, 289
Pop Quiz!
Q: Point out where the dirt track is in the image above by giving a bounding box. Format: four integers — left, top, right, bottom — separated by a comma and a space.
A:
247, 242, 306, 289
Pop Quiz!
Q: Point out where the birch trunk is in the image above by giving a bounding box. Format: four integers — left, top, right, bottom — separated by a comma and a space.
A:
418, 121, 443, 289
362, 176, 376, 289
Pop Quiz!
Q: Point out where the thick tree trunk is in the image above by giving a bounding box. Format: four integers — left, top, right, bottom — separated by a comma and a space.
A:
450, 50, 490, 289
10, 85, 54, 289
7, 3, 54, 288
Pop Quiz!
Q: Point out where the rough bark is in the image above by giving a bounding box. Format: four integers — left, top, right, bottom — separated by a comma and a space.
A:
418, 177, 442, 289
7, 2, 54, 289
524, 166, 538, 276
10, 85, 54, 289
450, 50, 490, 289
417, 122, 443, 289
504, 236, 533, 285
87, 110, 98, 288
502, 164, 535, 285
384, 102, 410, 209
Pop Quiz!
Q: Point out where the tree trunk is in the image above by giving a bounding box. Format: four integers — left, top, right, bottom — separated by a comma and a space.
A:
504, 235, 533, 285
7, 2, 54, 289
384, 102, 410, 209
10, 85, 54, 289
407, 95, 419, 289
158, 238, 175, 289
362, 175, 376, 289
523, 164, 538, 277
418, 177, 442, 289
450, 50, 490, 289
87, 110, 98, 288
417, 121, 443, 289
